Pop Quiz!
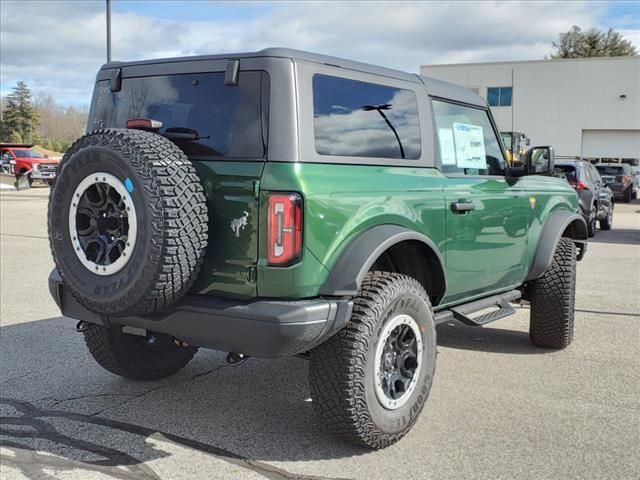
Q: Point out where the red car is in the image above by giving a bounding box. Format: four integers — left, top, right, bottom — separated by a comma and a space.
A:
0, 144, 60, 185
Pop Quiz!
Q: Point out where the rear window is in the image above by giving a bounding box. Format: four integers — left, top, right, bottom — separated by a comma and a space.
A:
88, 71, 269, 159
312, 74, 421, 160
553, 165, 578, 183
595, 165, 625, 175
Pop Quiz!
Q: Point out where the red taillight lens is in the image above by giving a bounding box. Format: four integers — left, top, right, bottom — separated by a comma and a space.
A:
621, 175, 629, 183
126, 118, 163, 130
267, 193, 302, 266
570, 180, 588, 190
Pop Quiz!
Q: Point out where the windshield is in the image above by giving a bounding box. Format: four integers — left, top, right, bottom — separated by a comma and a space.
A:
88, 71, 269, 159
12, 149, 42, 159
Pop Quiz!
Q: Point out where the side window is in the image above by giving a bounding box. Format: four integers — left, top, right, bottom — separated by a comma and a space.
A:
589, 165, 601, 183
312, 74, 421, 159
431, 99, 506, 176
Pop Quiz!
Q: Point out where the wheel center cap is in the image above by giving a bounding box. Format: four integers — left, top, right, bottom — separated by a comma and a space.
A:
384, 352, 395, 369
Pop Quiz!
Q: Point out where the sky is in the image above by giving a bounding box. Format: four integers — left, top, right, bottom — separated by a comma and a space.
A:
1, 0, 639, 106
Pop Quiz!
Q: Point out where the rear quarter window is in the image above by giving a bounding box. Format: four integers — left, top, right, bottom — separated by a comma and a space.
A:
88, 71, 269, 159
312, 74, 421, 160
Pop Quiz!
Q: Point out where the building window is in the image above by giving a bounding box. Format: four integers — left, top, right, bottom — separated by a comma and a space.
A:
487, 87, 512, 107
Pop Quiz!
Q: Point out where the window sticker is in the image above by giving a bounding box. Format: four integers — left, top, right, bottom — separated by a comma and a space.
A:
437, 128, 456, 165
453, 122, 486, 169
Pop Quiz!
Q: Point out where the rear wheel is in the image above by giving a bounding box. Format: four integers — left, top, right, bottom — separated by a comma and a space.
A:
528, 238, 576, 349
83, 324, 198, 381
623, 186, 632, 203
309, 272, 436, 449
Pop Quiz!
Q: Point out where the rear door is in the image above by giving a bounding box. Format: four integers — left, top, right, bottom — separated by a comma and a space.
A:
431, 99, 530, 304
88, 64, 270, 297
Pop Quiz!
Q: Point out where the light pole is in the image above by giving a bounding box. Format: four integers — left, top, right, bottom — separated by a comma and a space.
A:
106, 0, 112, 62
363, 104, 405, 159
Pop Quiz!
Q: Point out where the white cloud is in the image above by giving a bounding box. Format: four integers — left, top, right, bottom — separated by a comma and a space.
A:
1, 0, 636, 106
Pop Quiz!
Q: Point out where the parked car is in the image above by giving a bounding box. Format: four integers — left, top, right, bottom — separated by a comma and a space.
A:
0, 144, 60, 186
553, 160, 614, 235
48, 48, 588, 449
595, 163, 638, 203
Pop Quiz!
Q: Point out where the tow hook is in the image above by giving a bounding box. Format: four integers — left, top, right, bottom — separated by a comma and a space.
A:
226, 352, 249, 366
75, 320, 90, 333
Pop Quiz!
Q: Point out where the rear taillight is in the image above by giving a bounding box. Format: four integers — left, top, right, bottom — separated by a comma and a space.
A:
570, 180, 588, 190
620, 175, 629, 184
267, 193, 302, 266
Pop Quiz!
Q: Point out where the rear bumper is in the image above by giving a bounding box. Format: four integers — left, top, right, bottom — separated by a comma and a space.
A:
49, 270, 352, 358
609, 184, 629, 196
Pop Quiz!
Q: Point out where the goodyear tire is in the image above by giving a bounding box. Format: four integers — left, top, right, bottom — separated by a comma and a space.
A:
309, 272, 436, 449
83, 324, 198, 381
528, 238, 576, 349
48, 129, 208, 316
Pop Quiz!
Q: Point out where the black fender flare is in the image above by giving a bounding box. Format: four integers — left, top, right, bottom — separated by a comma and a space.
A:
319, 225, 446, 297
526, 209, 588, 282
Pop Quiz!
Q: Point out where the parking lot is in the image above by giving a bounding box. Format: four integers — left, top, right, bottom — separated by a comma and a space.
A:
1, 186, 638, 480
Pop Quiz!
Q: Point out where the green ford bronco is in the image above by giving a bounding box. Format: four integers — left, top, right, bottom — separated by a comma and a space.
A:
48, 48, 587, 449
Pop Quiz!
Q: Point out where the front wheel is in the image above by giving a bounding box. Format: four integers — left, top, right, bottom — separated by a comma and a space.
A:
309, 272, 436, 449
83, 324, 198, 381
600, 204, 613, 230
527, 238, 576, 349
587, 205, 597, 237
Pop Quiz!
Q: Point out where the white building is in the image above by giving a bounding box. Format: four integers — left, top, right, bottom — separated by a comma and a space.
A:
421, 56, 640, 162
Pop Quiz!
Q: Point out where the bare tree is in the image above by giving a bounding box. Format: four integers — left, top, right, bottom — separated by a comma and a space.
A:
551, 26, 637, 58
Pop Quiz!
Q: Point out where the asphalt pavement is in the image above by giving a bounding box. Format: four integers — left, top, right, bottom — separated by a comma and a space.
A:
1, 186, 639, 480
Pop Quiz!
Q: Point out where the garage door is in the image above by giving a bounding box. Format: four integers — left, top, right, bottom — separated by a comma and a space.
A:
581, 130, 640, 158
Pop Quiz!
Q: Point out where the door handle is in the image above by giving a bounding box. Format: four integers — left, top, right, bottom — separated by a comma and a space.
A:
451, 201, 475, 213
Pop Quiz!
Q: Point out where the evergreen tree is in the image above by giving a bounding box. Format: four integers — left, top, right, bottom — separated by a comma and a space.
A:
1, 81, 40, 143
9, 130, 23, 143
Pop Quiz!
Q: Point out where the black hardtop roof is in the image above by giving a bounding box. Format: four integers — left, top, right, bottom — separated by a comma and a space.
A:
101, 47, 485, 106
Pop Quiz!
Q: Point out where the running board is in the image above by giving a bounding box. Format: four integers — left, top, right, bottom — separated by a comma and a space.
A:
433, 290, 521, 326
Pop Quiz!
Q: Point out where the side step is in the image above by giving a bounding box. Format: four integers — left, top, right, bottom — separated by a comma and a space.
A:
434, 290, 521, 326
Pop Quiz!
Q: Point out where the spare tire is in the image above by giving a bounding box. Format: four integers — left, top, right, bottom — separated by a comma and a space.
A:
48, 129, 208, 316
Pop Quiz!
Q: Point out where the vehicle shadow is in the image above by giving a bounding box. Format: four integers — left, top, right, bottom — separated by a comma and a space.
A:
0, 317, 363, 479
0, 312, 561, 478
435, 318, 550, 355
590, 227, 640, 245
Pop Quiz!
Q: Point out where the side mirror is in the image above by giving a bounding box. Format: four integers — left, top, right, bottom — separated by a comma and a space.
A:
523, 146, 554, 176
